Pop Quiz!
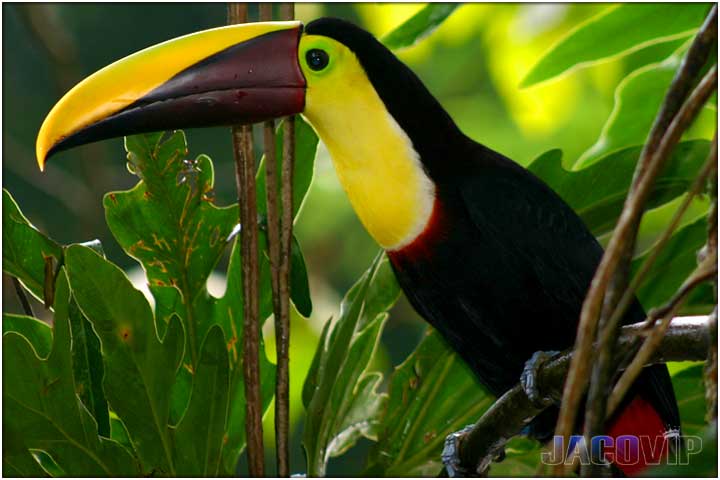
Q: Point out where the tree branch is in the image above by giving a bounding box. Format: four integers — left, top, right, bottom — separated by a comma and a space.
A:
453, 316, 710, 476
10, 276, 35, 318
554, 7, 718, 465
276, 4, 296, 477
608, 257, 717, 417
228, 4, 265, 477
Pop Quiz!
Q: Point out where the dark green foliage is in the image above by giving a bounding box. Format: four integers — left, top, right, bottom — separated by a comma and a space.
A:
2, 188, 62, 302
3, 118, 319, 476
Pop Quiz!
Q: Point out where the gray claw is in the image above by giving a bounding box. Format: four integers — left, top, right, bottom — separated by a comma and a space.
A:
442, 425, 475, 477
521, 350, 561, 407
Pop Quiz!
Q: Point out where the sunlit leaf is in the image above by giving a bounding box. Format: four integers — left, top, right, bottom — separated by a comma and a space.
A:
66, 245, 183, 475
528, 141, 711, 236
2, 188, 62, 302
522, 4, 709, 87
578, 56, 716, 167
382, 3, 459, 50
3, 270, 139, 476
303, 253, 401, 477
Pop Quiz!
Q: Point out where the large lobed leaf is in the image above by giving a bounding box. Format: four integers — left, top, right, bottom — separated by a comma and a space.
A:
528, 140, 711, 236
105, 131, 236, 366
66, 244, 184, 476
103, 122, 317, 473
522, 3, 710, 87
3, 270, 139, 476
303, 253, 401, 477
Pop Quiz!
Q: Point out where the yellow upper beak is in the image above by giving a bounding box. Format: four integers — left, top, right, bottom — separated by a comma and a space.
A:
36, 21, 306, 170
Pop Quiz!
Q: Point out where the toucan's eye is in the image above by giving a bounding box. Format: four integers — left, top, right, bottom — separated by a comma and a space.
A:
306, 49, 329, 71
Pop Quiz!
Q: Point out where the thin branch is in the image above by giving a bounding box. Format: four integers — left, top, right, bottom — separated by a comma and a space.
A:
608, 256, 717, 416
257, 1, 292, 476
602, 141, 718, 338
276, 5, 296, 478
11, 276, 35, 318
581, 7, 717, 449
228, 4, 265, 477
453, 316, 710, 476
581, 126, 719, 476
704, 134, 718, 423
554, 59, 718, 474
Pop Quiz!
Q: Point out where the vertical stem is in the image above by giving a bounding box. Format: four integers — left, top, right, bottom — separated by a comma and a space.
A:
256, 1, 291, 474
704, 134, 718, 423
276, 4, 295, 476
11, 276, 35, 317
228, 4, 265, 477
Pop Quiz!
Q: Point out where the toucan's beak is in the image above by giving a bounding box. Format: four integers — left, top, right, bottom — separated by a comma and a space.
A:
36, 21, 305, 170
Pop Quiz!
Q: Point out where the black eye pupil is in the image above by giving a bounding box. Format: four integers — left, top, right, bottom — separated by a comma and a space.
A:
307, 49, 329, 71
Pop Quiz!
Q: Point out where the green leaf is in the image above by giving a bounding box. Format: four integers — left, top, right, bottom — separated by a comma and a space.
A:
2, 313, 52, 358
488, 437, 544, 477
173, 326, 229, 476
577, 55, 716, 167
105, 131, 236, 367
632, 217, 713, 311
382, 3, 459, 50
33, 451, 65, 477
528, 141, 710, 236
68, 293, 110, 437
522, 4, 709, 87
291, 235, 313, 317
216, 237, 277, 474
2, 188, 62, 302
3, 439, 50, 477
3, 269, 138, 476
66, 244, 184, 475
255, 116, 320, 219
254, 117, 318, 317
366, 329, 493, 476
303, 253, 401, 476
672, 364, 707, 436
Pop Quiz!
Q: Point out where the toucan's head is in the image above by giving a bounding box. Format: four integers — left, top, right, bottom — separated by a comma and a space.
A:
36, 17, 457, 170
37, 17, 460, 249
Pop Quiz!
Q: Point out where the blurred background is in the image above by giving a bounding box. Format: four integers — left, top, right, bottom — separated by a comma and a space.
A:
3, 3, 707, 474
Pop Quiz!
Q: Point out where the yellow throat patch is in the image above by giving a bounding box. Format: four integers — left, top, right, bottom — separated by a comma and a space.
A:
299, 34, 436, 250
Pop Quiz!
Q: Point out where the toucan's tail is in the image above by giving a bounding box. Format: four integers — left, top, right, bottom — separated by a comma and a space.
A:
605, 394, 679, 476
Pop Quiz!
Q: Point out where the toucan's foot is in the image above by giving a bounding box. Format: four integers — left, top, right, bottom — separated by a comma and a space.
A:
520, 350, 561, 408
442, 425, 506, 477
442, 425, 475, 477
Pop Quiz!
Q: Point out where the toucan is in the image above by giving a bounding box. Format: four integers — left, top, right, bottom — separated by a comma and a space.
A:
37, 17, 680, 475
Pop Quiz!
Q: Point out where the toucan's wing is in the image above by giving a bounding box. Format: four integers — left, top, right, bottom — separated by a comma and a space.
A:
457, 145, 679, 430
456, 148, 607, 353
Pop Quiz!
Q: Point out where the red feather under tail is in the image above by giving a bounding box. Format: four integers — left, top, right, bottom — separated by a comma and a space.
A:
604, 395, 675, 476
